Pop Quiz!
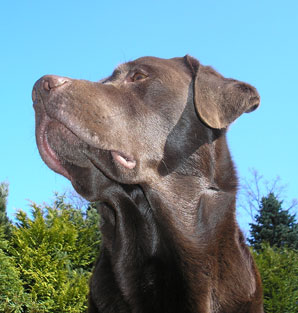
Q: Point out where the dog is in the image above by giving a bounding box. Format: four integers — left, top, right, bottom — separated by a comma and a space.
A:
33, 55, 264, 313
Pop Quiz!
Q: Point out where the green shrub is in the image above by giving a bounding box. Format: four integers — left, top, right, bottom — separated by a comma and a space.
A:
253, 244, 298, 313
3, 195, 100, 313
0, 233, 29, 313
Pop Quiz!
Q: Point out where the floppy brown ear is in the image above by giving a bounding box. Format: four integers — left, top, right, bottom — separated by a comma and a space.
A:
185, 55, 260, 129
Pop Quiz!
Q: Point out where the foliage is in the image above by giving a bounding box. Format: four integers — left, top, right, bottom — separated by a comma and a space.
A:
0, 228, 31, 313
246, 182, 298, 312
249, 192, 298, 251
239, 169, 298, 223
0, 193, 101, 312
253, 244, 298, 313
0, 182, 12, 238
1, 174, 297, 312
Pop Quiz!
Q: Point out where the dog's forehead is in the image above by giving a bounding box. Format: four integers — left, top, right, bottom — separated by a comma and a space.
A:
117, 56, 186, 73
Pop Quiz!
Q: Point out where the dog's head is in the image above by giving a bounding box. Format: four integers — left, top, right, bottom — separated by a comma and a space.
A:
33, 56, 259, 201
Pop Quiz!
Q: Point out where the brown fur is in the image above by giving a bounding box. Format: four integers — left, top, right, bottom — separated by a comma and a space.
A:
33, 55, 264, 312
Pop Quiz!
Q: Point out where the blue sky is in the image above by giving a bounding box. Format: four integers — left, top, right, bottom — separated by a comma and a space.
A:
1, 0, 297, 232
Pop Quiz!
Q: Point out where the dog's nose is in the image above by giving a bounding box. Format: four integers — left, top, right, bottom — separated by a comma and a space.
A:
41, 75, 69, 91
32, 75, 70, 103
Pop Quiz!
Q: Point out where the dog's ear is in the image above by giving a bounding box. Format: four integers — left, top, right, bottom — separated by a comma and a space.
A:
185, 55, 260, 129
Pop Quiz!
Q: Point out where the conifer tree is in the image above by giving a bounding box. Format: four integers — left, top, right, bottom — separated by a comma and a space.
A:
8, 194, 101, 312
0, 183, 30, 312
249, 192, 298, 251
0, 182, 12, 238
0, 234, 30, 312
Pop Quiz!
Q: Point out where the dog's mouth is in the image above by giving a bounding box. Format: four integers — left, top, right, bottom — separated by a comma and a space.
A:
34, 99, 137, 186
35, 114, 73, 180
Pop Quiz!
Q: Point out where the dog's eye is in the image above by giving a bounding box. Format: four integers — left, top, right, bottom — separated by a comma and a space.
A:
131, 72, 147, 82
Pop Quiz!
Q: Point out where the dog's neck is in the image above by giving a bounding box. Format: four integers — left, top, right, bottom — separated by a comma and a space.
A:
139, 134, 241, 312
95, 133, 241, 313
97, 131, 238, 250
144, 132, 238, 236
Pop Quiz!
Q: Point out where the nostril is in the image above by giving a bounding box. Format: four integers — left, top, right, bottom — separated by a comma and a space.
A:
42, 75, 69, 91
43, 80, 51, 91
32, 88, 37, 102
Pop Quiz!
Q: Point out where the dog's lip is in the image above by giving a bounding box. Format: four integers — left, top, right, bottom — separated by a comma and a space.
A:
35, 114, 71, 180
111, 150, 136, 169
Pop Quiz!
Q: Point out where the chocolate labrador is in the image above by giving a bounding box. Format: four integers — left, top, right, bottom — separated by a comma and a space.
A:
33, 55, 264, 313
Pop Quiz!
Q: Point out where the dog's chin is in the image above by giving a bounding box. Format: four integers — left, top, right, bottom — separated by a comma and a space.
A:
63, 161, 112, 202
35, 116, 120, 201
